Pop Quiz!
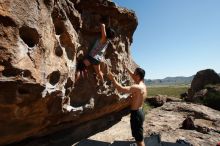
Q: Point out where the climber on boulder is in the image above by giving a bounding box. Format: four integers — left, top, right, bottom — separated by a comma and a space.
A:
76, 20, 115, 84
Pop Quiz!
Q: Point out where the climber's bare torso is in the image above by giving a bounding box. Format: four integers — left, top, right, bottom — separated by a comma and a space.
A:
130, 81, 147, 110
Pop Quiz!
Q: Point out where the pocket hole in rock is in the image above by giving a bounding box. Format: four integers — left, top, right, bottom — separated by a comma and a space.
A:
19, 26, 40, 47
48, 70, 61, 85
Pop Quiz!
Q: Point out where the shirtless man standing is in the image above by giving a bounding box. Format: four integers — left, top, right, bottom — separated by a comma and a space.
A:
108, 66, 147, 146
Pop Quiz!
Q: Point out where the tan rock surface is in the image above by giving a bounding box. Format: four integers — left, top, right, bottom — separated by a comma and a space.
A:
87, 102, 220, 146
144, 102, 220, 146
0, 0, 137, 145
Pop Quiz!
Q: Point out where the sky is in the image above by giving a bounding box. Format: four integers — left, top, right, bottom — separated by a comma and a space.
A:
113, 0, 220, 79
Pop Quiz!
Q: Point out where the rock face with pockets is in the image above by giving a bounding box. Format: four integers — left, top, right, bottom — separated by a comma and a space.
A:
0, 0, 138, 145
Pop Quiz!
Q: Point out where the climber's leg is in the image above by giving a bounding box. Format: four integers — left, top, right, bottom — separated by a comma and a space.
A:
76, 59, 90, 82
93, 64, 104, 83
81, 69, 88, 79
83, 58, 91, 66
85, 55, 103, 83
75, 70, 81, 82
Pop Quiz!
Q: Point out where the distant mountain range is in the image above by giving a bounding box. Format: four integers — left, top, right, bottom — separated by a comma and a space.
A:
145, 76, 194, 86
146, 73, 220, 86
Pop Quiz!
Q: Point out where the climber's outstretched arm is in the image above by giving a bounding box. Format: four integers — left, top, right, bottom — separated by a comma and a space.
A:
123, 64, 135, 81
100, 23, 107, 43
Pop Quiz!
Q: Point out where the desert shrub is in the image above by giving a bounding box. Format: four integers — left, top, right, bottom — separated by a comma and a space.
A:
203, 91, 220, 110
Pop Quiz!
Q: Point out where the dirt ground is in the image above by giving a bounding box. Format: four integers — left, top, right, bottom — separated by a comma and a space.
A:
88, 115, 134, 143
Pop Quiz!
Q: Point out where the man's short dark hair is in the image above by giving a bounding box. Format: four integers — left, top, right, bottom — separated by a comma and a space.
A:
135, 67, 145, 80
106, 27, 115, 39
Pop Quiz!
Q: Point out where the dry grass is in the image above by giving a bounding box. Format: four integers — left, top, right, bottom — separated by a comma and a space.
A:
147, 85, 189, 98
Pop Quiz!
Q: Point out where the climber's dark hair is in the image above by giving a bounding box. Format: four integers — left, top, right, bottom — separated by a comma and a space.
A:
76, 59, 86, 71
106, 27, 115, 39
100, 16, 109, 24
135, 67, 145, 80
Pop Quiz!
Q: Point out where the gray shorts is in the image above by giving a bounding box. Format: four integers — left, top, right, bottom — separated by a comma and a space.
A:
130, 109, 145, 142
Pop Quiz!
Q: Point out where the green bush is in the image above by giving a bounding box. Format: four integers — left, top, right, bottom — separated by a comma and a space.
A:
203, 91, 220, 110
143, 102, 153, 113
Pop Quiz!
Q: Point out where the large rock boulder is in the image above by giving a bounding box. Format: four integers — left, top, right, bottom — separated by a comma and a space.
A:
0, 0, 137, 145
146, 94, 167, 107
189, 69, 220, 97
186, 69, 220, 110
146, 94, 182, 107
